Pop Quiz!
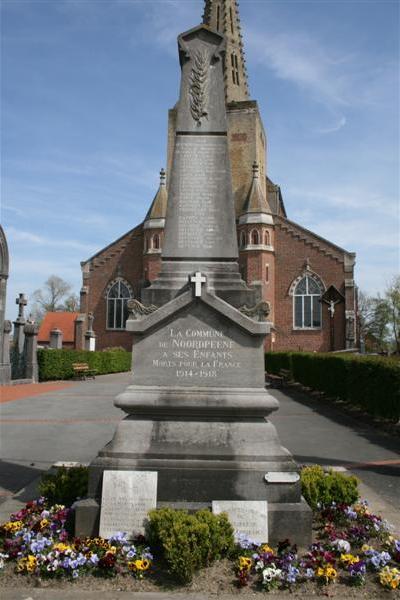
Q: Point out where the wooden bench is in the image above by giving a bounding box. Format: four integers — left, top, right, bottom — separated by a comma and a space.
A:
72, 363, 97, 380
266, 368, 292, 388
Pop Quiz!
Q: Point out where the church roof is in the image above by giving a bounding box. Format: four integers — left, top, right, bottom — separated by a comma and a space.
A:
241, 162, 272, 215
267, 177, 287, 217
145, 168, 167, 221
38, 312, 79, 343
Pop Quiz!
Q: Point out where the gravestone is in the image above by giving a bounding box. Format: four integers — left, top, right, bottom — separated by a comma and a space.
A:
50, 328, 63, 349
213, 501, 268, 544
99, 471, 157, 539
78, 23, 311, 546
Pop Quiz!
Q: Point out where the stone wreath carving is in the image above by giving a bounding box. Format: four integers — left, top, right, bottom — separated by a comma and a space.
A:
239, 301, 271, 322
189, 49, 209, 125
127, 299, 158, 320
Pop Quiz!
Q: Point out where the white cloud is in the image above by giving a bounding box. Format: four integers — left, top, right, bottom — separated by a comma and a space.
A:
141, 0, 201, 55
6, 227, 97, 254
316, 116, 347, 135
287, 185, 397, 218
246, 29, 352, 106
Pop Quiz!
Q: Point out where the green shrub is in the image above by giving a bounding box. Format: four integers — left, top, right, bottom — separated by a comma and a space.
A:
265, 352, 400, 420
301, 465, 359, 510
37, 348, 131, 381
38, 466, 88, 506
147, 508, 235, 583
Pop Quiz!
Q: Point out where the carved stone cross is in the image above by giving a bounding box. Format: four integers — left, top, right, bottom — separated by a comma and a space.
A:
190, 272, 206, 297
15, 293, 28, 319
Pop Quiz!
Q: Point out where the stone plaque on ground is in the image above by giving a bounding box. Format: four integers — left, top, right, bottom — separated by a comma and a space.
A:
212, 500, 268, 544
99, 471, 157, 539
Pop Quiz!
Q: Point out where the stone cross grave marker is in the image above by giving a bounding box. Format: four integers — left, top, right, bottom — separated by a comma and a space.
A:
15, 293, 27, 320
99, 471, 157, 540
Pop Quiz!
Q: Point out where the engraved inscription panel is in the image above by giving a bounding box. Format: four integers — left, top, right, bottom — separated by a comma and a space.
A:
99, 471, 157, 540
176, 137, 225, 251
212, 500, 268, 543
132, 305, 264, 388
152, 324, 241, 383
164, 135, 237, 259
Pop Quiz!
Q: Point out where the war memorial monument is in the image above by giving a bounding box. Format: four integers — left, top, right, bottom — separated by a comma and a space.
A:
76, 15, 312, 546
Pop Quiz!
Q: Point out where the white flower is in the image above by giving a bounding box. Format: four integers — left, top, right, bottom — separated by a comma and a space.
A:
332, 539, 351, 553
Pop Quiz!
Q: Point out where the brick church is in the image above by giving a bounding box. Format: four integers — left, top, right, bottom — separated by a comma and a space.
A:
78, 0, 357, 353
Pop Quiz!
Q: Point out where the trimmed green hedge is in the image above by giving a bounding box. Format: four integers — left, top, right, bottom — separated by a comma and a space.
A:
37, 348, 131, 381
265, 351, 400, 421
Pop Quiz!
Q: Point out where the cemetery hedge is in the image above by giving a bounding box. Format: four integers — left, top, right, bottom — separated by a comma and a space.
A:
265, 352, 400, 421
37, 348, 132, 381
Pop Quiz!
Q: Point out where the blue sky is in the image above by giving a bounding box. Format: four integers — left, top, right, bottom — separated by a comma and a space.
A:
1, 0, 399, 320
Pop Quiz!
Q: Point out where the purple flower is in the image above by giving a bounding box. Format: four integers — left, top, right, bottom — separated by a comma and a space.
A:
345, 507, 357, 520
284, 565, 300, 583
89, 553, 99, 565
109, 531, 128, 544
72, 569, 79, 579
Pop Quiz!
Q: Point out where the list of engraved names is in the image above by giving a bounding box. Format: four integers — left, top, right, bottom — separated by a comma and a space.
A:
175, 137, 225, 251
153, 327, 241, 380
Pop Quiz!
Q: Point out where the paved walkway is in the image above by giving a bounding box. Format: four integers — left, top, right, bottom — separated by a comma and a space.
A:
0, 373, 399, 518
1, 381, 73, 404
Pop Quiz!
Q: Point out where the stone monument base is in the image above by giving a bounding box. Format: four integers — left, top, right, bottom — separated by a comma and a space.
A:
74, 496, 312, 548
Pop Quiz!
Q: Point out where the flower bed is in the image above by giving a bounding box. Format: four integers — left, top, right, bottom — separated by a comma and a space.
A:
234, 501, 400, 592
1, 497, 399, 595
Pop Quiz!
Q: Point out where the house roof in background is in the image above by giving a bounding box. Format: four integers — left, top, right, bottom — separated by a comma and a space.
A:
38, 312, 79, 343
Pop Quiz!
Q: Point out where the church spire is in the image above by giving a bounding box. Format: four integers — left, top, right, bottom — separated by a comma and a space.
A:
202, 0, 250, 102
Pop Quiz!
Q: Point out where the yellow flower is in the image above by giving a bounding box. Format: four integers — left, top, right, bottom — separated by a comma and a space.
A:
128, 558, 150, 572
109, 546, 117, 554
40, 519, 49, 530
379, 566, 400, 590
340, 553, 359, 566
53, 542, 71, 553
2, 520, 23, 534
260, 544, 274, 554
361, 544, 372, 553
316, 565, 337, 583
239, 556, 252, 571
16, 555, 37, 573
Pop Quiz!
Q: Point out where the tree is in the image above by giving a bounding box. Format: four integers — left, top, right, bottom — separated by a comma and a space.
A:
31, 275, 78, 321
357, 278, 400, 354
64, 293, 80, 312
385, 275, 400, 353
357, 289, 389, 353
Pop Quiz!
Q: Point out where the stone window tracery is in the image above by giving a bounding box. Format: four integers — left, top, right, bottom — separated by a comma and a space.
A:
292, 274, 323, 329
106, 278, 132, 330
264, 230, 270, 246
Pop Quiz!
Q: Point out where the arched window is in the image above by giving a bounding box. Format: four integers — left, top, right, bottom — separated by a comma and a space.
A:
293, 275, 323, 328
265, 264, 269, 283
106, 279, 132, 329
250, 229, 259, 245
240, 231, 246, 248
153, 234, 160, 250
264, 230, 270, 246
216, 5, 220, 30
